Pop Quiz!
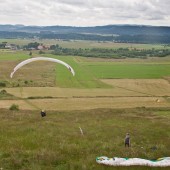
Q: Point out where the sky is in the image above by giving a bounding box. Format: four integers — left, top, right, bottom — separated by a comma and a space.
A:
0, 0, 170, 26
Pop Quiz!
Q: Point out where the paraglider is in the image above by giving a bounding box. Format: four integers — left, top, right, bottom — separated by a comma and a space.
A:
96, 156, 170, 167
10, 57, 75, 117
10, 57, 75, 78
40, 110, 46, 117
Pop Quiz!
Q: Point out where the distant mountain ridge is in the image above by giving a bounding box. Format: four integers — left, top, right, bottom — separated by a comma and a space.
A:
0, 24, 170, 35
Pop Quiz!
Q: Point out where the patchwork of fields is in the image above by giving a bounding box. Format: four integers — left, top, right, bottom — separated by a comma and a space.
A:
0, 40, 170, 169
0, 47, 170, 110
3, 78, 170, 110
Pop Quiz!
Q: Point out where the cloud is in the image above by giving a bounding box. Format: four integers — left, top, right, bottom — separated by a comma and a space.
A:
0, 0, 169, 26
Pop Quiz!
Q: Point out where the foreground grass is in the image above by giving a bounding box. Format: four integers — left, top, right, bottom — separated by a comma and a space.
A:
0, 108, 169, 170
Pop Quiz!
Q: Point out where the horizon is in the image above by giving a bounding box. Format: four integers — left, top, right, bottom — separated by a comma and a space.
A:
1, 23, 170, 28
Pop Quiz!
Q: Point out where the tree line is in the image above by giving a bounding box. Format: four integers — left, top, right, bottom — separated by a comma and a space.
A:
0, 31, 170, 44
51, 44, 170, 59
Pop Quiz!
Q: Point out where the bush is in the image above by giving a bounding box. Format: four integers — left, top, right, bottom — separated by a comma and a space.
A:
39, 50, 45, 54
0, 81, 6, 87
0, 89, 7, 94
9, 104, 19, 111
24, 80, 28, 84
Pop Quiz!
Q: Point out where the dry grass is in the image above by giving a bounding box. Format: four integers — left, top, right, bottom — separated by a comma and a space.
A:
0, 60, 56, 87
4, 78, 170, 111
6, 87, 149, 98
0, 99, 35, 110
27, 97, 170, 110
0, 61, 18, 79
102, 79, 170, 97
0, 97, 169, 111
11, 61, 56, 86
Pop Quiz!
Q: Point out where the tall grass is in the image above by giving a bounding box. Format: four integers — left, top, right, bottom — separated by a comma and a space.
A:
0, 108, 169, 169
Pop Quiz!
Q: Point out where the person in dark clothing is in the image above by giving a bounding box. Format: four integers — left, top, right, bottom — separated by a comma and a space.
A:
125, 133, 130, 147
41, 110, 46, 117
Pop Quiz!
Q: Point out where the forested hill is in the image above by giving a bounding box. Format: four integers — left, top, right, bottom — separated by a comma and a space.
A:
0, 24, 170, 35
0, 24, 170, 43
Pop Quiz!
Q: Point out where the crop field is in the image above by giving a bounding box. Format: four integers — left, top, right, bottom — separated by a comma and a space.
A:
0, 51, 170, 110
86, 64, 170, 79
101, 79, 170, 96
0, 41, 170, 169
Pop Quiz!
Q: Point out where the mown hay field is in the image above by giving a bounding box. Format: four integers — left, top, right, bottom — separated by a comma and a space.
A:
2, 78, 170, 111
101, 79, 170, 97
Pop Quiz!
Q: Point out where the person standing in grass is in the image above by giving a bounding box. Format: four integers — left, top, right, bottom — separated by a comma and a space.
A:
41, 110, 46, 117
125, 133, 130, 147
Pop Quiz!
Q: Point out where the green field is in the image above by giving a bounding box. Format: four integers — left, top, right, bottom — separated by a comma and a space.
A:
0, 51, 29, 61
16, 54, 167, 88
1, 52, 169, 88
0, 40, 170, 169
50, 55, 170, 88
86, 64, 170, 79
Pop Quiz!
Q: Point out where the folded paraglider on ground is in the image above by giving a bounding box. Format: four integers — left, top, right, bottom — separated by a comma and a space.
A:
96, 156, 170, 167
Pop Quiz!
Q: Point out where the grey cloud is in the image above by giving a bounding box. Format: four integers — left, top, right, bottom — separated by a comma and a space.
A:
0, 0, 169, 26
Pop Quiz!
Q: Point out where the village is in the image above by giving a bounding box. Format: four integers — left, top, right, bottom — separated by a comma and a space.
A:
0, 41, 50, 51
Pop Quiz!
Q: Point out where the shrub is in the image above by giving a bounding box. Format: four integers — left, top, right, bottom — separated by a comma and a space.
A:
9, 104, 19, 111
0, 89, 7, 94
0, 81, 6, 87
39, 50, 45, 54
24, 80, 28, 84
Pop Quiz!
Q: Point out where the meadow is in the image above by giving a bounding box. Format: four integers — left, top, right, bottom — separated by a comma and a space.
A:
0, 108, 170, 170
0, 40, 170, 169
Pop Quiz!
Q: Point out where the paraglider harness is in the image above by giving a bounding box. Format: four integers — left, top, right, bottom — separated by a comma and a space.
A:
41, 110, 46, 117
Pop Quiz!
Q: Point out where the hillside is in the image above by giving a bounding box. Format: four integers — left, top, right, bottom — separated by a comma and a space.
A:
0, 24, 170, 43
0, 24, 170, 35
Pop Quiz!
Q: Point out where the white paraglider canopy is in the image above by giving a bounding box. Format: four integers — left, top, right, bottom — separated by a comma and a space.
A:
10, 57, 75, 78
96, 156, 170, 167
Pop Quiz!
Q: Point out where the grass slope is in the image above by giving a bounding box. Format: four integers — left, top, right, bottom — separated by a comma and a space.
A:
0, 108, 169, 170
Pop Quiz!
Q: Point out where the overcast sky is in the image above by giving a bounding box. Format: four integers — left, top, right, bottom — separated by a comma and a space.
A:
0, 0, 170, 26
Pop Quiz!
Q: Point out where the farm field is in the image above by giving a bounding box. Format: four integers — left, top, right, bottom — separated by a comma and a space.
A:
2, 78, 170, 110
1, 38, 170, 49
0, 41, 170, 169
0, 51, 169, 111
1, 52, 170, 87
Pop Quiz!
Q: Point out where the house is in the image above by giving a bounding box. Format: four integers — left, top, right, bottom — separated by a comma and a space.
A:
5, 44, 18, 50
37, 45, 44, 50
